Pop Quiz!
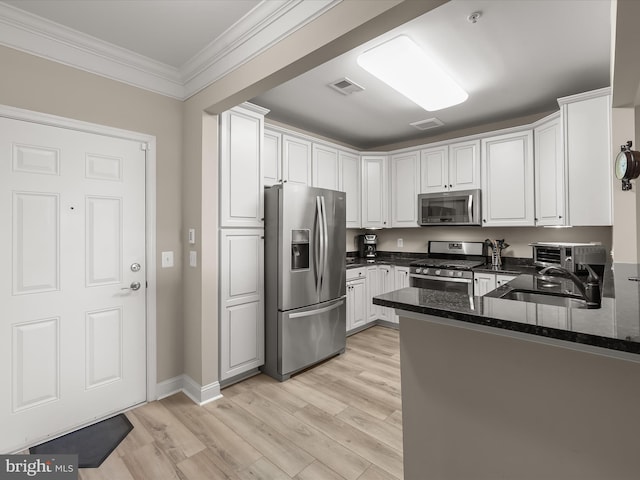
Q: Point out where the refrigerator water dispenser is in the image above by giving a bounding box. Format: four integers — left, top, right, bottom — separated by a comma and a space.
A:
291, 229, 309, 270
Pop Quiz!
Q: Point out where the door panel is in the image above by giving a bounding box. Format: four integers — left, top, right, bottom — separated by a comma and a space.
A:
0, 116, 146, 452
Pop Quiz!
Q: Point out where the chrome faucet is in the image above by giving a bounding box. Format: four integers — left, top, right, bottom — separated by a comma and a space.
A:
538, 265, 601, 308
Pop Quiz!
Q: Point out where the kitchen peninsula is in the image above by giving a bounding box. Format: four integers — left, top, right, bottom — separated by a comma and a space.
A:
374, 273, 640, 480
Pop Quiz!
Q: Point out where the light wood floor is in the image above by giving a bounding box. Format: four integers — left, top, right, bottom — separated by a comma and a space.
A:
78, 326, 402, 480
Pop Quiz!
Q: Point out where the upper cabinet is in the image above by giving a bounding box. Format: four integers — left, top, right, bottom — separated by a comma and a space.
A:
339, 150, 361, 228
448, 139, 481, 191
481, 129, 534, 227
282, 134, 312, 186
534, 113, 565, 226
220, 103, 267, 228
391, 150, 420, 227
420, 140, 479, 193
361, 155, 389, 228
312, 143, 339, 190
558, 88, 612, 226
263, 129, 282, 188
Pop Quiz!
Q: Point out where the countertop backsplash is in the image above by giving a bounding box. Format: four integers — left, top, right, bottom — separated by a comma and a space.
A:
347, 226, 612, 259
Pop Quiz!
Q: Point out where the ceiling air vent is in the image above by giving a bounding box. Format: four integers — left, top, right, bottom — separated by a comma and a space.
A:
410, 118, 444, 131
328, 77, 365, 95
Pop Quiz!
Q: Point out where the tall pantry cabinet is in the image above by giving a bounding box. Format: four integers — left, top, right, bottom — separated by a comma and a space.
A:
219, 103, 268, 382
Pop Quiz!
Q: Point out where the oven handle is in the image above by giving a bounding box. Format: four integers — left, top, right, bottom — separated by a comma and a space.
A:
409, 274, 472, 284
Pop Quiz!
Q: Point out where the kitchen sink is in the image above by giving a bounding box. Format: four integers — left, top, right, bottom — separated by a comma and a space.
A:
499, 290, 589, 309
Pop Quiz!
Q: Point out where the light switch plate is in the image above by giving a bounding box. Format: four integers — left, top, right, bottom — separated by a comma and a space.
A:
189, 250, 197, 267
161, 251, 174, 268
397, 238, 404, 248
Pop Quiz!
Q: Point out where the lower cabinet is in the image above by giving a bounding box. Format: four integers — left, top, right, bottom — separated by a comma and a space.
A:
346, 267, 367, 334
220, 229, 265, 381
347, 277, 367, 332
474, 273, 516, 296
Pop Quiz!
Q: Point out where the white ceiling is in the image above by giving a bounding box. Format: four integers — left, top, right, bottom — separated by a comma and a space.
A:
252, 0, 612, 149
0, 0, 611, 149
2, 0, 261, 68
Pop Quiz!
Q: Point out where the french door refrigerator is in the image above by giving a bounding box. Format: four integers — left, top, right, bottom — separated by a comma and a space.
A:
262, 183, 346, 381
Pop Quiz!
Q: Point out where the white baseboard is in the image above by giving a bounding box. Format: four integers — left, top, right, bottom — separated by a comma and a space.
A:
156, 374, 223, 406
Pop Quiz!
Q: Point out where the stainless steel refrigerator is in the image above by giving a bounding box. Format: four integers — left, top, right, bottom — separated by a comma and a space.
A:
262, 183, 346, 381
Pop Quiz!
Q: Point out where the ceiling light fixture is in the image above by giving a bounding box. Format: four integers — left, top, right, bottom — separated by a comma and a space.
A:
356, 35, 468, 112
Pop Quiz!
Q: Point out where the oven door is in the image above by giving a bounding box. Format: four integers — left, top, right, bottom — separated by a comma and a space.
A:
410, 274, 473, 296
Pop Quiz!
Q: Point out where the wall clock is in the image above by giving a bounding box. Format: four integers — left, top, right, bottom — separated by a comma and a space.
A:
615, 141, 640, 191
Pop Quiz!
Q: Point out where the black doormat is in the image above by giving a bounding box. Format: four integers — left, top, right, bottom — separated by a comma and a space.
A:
30, 414, 133, 468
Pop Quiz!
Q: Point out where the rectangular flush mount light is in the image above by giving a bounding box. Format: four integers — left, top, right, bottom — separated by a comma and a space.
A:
357, 35, 468, 111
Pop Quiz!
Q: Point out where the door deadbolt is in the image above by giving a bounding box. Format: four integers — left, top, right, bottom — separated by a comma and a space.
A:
131, 263, 141, 272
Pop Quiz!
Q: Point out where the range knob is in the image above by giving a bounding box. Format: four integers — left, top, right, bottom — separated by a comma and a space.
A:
415, 268, 422, 274
435, 269, 441, 276
423, 268, 429, 275
448, 271, 454, 277
456, 271, 464, 278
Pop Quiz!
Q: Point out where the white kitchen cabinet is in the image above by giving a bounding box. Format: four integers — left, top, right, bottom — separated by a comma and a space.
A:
391, 151, 420, 227
361, 155, 389, 228
312, 143, 339, 190
420, 140, 480, 193
282, 134, 312, 185
366, 265, 380, 323
536, 304, 568, 329
496, 274, 516, 287
263, 128, 282, 187
559, 88, 612, 226
391, 266, 411, 324
420, 145, 448, 193
219, 229, 265, 381
347, 277, 367, 333
220, 104, 267, 228
474, 272, 497, 296
377, 265, 394, 322
481, 129, 534, 227
448, 139, 481, 191
534, 113, 565, 226
339, 150, 361, 228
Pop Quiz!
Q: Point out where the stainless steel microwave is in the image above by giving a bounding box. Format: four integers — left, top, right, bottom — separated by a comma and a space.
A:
417, 189, 482, 226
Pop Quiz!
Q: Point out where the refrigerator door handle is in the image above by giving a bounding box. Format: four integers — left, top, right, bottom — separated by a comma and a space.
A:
320, 195, 329, 292
288, 298, 345, 319
317, 195, 326, 293
315, 196, 323, 294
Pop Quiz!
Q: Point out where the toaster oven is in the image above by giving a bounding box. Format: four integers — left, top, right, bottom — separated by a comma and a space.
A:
530, 242, 606, 273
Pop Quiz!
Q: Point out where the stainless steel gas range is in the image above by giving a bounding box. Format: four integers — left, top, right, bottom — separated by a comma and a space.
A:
410, 241, 486, 296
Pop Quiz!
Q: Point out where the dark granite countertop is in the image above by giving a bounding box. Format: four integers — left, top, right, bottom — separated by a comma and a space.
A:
373, 269, 640, 356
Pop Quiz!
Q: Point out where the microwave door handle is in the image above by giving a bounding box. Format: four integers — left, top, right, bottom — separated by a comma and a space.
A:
468, 194, 473, 221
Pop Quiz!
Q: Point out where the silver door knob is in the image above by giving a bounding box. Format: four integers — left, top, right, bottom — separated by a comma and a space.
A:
122, 281, 141, 291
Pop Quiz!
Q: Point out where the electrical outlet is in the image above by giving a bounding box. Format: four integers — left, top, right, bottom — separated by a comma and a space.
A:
397, 238, 404, 248
188, 228, 196, 244
189, 250, 197, 267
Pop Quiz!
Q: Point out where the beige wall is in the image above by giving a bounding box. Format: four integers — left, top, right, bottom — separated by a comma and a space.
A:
611, 108, 637, 263
0, 45, 184, 383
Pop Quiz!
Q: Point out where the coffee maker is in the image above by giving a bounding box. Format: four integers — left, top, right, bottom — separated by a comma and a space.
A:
357, 234, 377, 260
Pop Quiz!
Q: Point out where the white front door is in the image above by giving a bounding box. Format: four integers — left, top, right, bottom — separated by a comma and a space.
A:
0, 117, 147, 452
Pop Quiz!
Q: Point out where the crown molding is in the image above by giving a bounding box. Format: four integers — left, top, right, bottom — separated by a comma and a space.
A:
0, 0, 341, 100
181, 0, 339, 99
